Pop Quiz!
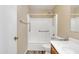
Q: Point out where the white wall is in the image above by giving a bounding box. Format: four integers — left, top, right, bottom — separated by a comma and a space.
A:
0, 6, 17, 54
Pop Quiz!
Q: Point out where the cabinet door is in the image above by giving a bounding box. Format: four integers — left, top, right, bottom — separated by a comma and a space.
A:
51, 45, 58, 54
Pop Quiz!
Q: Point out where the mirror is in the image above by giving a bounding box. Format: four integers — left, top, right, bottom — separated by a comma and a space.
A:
71, 14, 79, 32
70, 6, 79, 32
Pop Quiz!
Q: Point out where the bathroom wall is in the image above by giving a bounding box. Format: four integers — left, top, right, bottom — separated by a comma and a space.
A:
53, 5, 71, 39
54, 5, 79, 40
17, 5, 29, 53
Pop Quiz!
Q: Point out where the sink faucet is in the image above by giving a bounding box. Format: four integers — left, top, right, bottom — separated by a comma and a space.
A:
51, 34, 56, 40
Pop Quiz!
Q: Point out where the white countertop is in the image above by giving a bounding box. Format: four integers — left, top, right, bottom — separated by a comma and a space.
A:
51, 38, 79, 54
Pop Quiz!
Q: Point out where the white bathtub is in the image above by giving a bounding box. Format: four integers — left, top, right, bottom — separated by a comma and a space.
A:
27, 43, 51, 53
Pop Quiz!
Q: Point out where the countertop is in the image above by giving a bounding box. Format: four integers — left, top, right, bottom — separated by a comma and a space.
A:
51, 38, 79, 54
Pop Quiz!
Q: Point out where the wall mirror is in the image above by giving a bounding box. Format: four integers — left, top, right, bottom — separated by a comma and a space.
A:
70, 14, 79, 32
70, 6, 79, 32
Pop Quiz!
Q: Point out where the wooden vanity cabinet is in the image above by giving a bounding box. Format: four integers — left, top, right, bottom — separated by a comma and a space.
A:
51, 44, 58, 54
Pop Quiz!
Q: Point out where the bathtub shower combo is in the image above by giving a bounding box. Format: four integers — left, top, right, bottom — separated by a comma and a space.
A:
27, 14, 57, 54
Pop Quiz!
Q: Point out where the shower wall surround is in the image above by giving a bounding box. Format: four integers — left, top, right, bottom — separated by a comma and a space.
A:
27, 16, 56, 51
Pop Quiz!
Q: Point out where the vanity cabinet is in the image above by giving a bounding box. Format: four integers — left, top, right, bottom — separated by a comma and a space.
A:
51, 44, 58, 54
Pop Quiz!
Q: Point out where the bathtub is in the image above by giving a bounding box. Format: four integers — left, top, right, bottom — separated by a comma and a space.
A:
27, 43, 51, 53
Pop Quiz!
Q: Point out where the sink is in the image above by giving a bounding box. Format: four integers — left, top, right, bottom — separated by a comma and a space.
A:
51, 39, 68, 41
51, 36, 69, 41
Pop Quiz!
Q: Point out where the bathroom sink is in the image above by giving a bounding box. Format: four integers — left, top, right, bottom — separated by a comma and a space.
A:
52, 39, 68, 41
51, 36, 69, 41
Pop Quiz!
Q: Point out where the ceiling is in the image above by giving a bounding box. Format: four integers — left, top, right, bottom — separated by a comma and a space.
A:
29, 5, 55, 13
28, 5, 79, 14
